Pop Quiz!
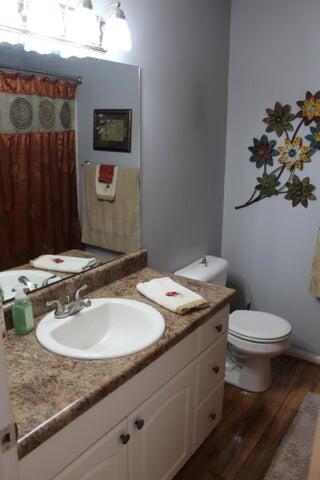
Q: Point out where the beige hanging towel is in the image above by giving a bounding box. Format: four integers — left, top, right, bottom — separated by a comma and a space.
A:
81, 164, 140, 253
309, 229, 320, 296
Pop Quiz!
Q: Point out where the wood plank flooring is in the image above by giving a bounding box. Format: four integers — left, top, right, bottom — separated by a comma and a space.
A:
174, 355, 320, 480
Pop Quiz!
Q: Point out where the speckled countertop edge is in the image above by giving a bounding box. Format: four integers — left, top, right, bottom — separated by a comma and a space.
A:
5, 267, 235, 459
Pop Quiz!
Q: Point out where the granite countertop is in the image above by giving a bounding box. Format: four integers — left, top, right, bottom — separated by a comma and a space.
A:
4, 267, 234, 459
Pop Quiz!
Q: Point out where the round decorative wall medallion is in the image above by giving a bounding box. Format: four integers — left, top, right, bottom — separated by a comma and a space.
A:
60, 101, 71, 130
10, 98, 33, 129
38, 99, 55, 129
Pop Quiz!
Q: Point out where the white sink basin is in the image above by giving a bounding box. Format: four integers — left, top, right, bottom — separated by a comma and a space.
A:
0, 269, 61, 302
36, 298, 166, 359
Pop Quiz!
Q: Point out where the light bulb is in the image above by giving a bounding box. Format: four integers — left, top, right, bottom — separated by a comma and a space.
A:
0, 0, 22, 27
66, 6, 100, 45
102, 15, 132, 52
27, 0, 64, 37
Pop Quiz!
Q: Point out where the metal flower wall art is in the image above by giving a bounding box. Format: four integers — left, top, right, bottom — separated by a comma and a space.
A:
235, 91, 320, 210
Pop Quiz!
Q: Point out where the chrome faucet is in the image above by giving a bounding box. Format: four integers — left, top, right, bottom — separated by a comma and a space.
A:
46, 285, 92, 319
18, 275, 37, 292
41, 274, 58, 287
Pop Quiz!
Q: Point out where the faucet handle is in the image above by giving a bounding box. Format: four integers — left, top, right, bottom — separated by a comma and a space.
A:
75, 285, 91, 308
46, 299, 65, 315
75, 284, 88, 301
41, 275, 58, 287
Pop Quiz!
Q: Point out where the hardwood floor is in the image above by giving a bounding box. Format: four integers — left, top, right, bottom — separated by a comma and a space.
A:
174, 355, 320, 480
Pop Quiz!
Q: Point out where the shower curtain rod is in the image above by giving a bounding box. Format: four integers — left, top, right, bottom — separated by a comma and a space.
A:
0, 63, 84, 85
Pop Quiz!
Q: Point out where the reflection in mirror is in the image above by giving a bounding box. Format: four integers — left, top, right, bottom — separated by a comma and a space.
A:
0, 44, 141, 303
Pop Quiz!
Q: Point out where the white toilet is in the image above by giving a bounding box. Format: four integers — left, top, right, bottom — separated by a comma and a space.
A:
175, 255, 292, 393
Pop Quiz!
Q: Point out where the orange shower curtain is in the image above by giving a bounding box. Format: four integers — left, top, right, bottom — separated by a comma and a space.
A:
0, 73, 81, 271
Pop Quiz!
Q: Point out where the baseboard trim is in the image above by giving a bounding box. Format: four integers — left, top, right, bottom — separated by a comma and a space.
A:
288, 347, 320, 365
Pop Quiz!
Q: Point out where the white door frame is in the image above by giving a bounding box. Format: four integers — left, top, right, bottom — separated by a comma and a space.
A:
0, 336, 19, 480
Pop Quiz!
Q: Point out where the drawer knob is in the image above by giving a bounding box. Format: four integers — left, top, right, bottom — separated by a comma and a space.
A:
135, 419, 145, 430
212, 366, 220, 374
209, 412, 216, 422
215, 324, 223, 333
120, 434, 131, 445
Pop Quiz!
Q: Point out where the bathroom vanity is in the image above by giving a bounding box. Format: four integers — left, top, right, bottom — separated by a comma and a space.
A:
4, 251, 234, 480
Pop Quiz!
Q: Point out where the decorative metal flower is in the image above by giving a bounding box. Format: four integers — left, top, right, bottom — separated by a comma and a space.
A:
263, 102, 295, 137
306, 124, 320, 151
296, 91, 320, 125
284, 176, 316, 208
277, 137, 311, 170
255, 173, 280, 197
235, 90, 319, 210
248, 135, 279, 168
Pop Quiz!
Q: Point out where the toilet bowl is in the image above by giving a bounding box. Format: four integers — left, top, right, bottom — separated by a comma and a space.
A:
175, 255, 292, 393
226, 310, 291, 392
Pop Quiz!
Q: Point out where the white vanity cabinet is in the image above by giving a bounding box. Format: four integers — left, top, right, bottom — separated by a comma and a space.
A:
20, 305, 229, 480
128, 362, 197, 480
54, 364, 197, 480
54, 420, 128, 480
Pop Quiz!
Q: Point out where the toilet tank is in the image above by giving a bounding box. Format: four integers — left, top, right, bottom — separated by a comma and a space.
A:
174, 255, 229, 286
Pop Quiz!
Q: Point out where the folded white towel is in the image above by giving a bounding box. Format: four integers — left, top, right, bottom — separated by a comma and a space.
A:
30, 255, 97, 274
136, 277, 208, 315
96, 165, 118, 202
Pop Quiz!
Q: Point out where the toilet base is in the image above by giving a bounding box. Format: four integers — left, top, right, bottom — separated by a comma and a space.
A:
225, 354, 272, 392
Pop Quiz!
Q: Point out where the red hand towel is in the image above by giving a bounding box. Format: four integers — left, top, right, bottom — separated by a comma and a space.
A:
99, 164, 115, 184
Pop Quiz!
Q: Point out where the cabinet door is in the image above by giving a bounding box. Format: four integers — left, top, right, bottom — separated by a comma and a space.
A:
53, 420, 128, 480
196, 334, 227, 407
128, 362, 196, 480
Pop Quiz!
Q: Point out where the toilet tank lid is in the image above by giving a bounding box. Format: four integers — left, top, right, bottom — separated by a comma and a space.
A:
174, 255, 229, 282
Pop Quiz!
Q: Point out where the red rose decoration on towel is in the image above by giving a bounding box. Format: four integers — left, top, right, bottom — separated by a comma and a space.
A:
53, 258, 64, 264
166, 291, 182, 297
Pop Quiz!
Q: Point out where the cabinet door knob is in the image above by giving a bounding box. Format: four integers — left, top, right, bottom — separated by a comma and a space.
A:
120, 434, 131, 445
209, 412, 216, 422
215, 324, 223, 333
212, 366, 220, 374
135, 419, 145, 430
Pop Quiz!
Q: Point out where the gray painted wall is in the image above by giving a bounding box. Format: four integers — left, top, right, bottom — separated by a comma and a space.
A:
94, 0, 231, 271
222, 0, 320, 354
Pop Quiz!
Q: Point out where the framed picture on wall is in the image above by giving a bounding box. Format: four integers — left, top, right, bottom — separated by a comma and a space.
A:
93, 109, 132, 152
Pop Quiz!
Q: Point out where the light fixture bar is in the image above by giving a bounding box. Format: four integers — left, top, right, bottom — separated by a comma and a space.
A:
0, 0, 132, 58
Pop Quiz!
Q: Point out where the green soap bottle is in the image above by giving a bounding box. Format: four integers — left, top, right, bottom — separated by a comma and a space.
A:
12, 285, 34, 335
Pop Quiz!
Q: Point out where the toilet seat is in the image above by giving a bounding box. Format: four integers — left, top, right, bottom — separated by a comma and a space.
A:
229, 310, 292, 344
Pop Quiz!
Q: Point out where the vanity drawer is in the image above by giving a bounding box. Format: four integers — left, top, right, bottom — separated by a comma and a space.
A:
193, 382, 224, 453
196, 333, 227, 406
198, 305, 229, 353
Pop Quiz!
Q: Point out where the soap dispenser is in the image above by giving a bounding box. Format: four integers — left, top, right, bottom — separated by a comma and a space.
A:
12, 285, 34, 335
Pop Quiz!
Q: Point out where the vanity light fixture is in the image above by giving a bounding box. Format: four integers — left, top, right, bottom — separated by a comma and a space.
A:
0, 0, 132, 58
27, 0, 64, 37
65, 0, 100, 46
0, 0, 23, 27
101, 1, 132, 53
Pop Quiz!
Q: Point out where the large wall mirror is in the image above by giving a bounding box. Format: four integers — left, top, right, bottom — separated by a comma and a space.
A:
0, 43, 141, 303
